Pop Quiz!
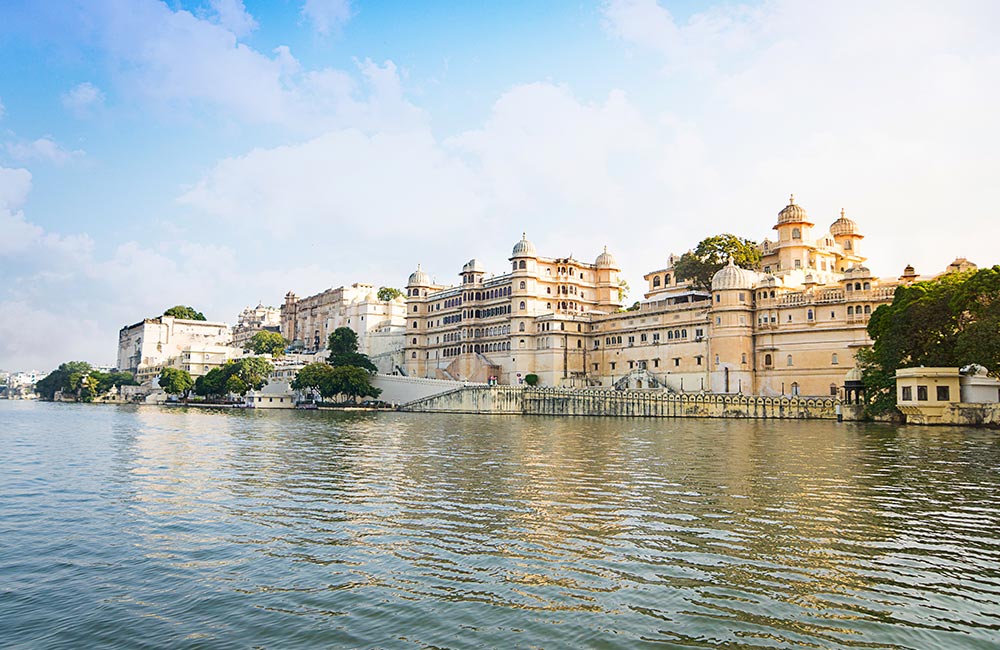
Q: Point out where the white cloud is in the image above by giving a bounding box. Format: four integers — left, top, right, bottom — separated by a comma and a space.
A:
61, 82, 106, 117
4, 137, 84, 165
209, 0, 258, 38
301, 0, 353, 36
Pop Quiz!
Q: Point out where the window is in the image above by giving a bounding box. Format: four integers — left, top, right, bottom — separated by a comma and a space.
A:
807, 309, 814, 320
787, 354, 793, 366
696, 356, 703, 366
741, 353, 747, 364
715, 354, 720, 365
715, 295, 721, 303
864, 305, 871, 314
764, 354, 772, 366
519, 301, 526, 310
792, 227, 801, 239
936, 385, 950, 401
518, 260, 527, 269
902, 386, 912, 401
791, 382, 800, 396
412, 306, 418, 312
739, 292, 745, 302
518, 322, 525, 332
411, 351, 416, 358
673, 358, 680, 367
653, 276, 661, 287
411, 338, 417, 344
519, 281, 526, 289
848, 306, 854, 315
794, 259, 801, 269
716, 317, 721, 325
917, 385, 928, 401
831, 353, 839, 365
610, 362, 616, 370
830, 384, 838, 396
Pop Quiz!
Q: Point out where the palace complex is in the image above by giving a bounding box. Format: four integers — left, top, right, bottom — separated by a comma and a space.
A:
403, 196, 969, 397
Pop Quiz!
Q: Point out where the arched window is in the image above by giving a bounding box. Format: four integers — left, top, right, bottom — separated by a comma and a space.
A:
807, 309, 814, 320
832, 353, 839, 365
519, 281, 526, 289
518, 322, 525, 332
741, 353, 747, 364
787, 354, 793, 366
844, 240, 852, 250
518, 260, 526, 269
791, 382, 800, 396
411, 351, 416, 358
652, 276, 661, 287
847, 306, 854, 315
667, 331, 673, 340
863, 282, 871, 290
770, 290, 775, 298
792, 227, 801, 239
864, 305, 871, 314
764, 354, 772, 366
665, 274, 671, 284
519, 301, 526, 310
855, 282, 861, 290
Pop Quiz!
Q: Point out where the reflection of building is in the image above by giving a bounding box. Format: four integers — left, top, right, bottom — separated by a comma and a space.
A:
403, 196, 972, 396
118, 316, 232, 378
280, 283, 406, 373
231, 303, 281, 349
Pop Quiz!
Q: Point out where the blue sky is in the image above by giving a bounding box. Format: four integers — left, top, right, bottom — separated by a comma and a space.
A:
2, 0, 999, 371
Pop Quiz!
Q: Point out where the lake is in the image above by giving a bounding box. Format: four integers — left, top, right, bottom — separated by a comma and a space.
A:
1, 401, 998, 648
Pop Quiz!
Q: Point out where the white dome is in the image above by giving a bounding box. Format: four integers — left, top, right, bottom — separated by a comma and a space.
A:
462, 258, 485, 273
711, 257, 759, 291
595, 246, 618, 269
407, 265, 431, 286
511, 233, 536, 258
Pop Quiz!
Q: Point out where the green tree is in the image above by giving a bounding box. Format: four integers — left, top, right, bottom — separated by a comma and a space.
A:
327, 327, 377, 373
163, 305, 206, 321
524, 374, 539, 386
245, 330, 288, 357
673, 234, 762, 291
325, 365, 381, 403
291, 362, 334, 397
35, 361, 92, 400
862, 265, 1000, 415
377, 286, 403, 302
226, 357, 274, 396
194, 367, 228, 398
159, 367, 194, 399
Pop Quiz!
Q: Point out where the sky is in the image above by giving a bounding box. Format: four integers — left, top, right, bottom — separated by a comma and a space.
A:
2, 0, 999, 372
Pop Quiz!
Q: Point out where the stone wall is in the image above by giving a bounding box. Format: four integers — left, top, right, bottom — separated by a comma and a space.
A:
402, 385, 843, 420
374, 375, 471, 406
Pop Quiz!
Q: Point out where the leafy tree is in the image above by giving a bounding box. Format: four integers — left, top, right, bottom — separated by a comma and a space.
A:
862, 265, 1000, 415
245, 330, 288, 357
226, 357, 274, 396
673, 234, 762, 291
377, 287, 403, 302
163, 305, 206, 321
194, 367, 228, 398
325, 366, 381, 403
35, 361, 92, 400
159, 367, 194, 399
327, 327, 377, 373
524, 374, 539, 386
291, 362, 334, 396
617, 279, 630, 304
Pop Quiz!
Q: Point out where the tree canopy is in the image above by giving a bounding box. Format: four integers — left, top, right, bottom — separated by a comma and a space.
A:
673, 234, 762, 291
163, 305, 206, 321
191, 357, 274, 399
158, 367, 194, 398
290, 362, 380, 402
377, 287, 403, 302
861, 265, 1000, 414
36, 361, 93, 400
245, 330, 287, 357
327, 327, 377, 373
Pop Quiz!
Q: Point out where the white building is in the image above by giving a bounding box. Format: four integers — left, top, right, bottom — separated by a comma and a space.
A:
231, 303, 282, 349
118, 315, 233, 379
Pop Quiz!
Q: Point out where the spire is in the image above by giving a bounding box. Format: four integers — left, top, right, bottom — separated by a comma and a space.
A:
789, 193, 795, 205
841, 208, 845, 218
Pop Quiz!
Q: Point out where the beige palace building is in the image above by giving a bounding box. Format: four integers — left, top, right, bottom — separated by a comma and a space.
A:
404, 196, 965, 397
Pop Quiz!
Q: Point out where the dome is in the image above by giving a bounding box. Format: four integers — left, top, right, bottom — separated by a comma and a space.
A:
462, 259, 485, 274
407, 264, 431, 286
595, 246, 618, 269
844, 264, 872, 279
511, 232, 536, 258
711, 257, 759, 291
830, 208, 860, 237
776, 194, 812, 225
844, 367, 863, 383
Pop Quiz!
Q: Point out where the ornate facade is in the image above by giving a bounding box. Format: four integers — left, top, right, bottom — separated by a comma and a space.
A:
231, 303, 281, 349
404, 197, 959, 397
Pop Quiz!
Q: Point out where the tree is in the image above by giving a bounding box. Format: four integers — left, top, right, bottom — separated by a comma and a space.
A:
327, 327, 377, 373
225, 357, 274, 396
194, 367, 228, 398
245, 330, 287, 357
377, 287, 403, 302
159, 367, 194, 399
325, 366, 381, 403
290, 363, 335, 399
163, 305, 206, 321
617, 279, 630, 304
524, 374, 539, 386
861, 265, 1000, 415
35, 361, 92, 400
673, 234, 762, 291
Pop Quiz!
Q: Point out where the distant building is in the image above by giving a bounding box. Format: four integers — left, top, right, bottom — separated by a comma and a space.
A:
231, 303, 281, 349
117, 315, 232, 379
280, 283, 406, 373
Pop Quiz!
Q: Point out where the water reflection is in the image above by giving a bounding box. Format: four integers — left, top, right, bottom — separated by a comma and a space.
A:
1, 401, 999, 648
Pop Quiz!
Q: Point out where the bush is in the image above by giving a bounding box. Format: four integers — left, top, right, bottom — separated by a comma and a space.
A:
524, 374, 539, 386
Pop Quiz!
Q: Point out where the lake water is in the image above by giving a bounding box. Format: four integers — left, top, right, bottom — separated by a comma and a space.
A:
2, 401, 999, 649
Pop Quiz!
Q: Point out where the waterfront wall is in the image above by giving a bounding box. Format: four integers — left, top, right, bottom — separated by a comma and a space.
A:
401, 386, 844, 419
373, 374, 470, 405
900, 403, 1000, 427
